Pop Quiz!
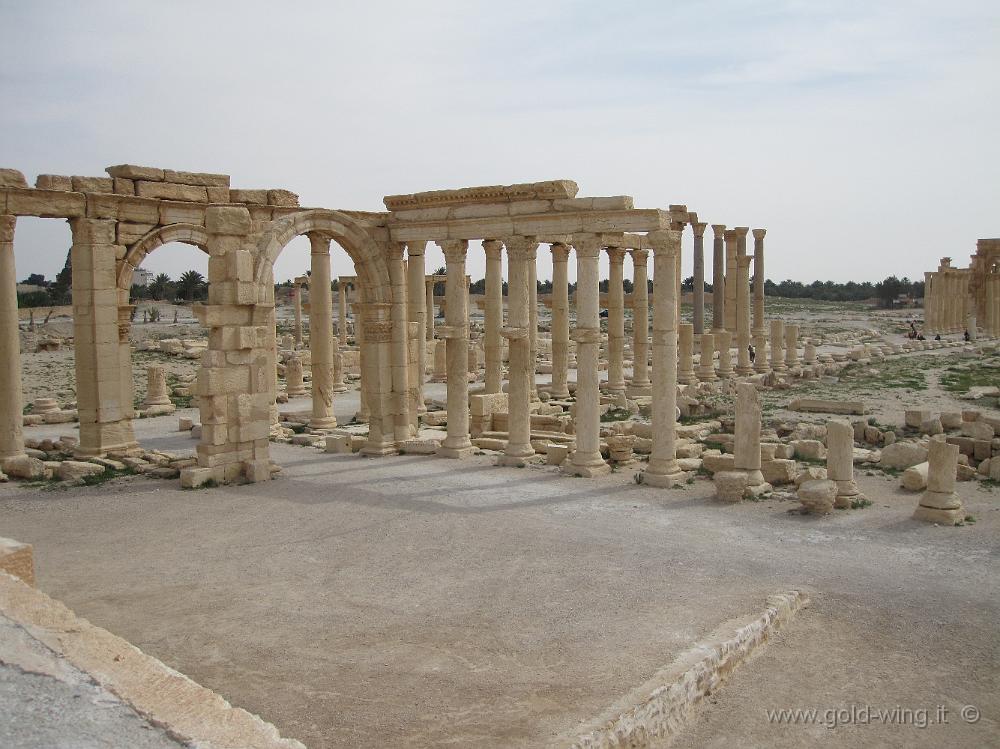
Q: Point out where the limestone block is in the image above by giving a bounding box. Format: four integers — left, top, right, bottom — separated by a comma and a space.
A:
940, 412, 963, 430
900, 462, 929, 491
798, 479, 837, 514
71, 176, 114, 193
961, 409, 981, 422
34, 174, 72, 191
920, 417, 943, 436
106, 164, 165, 181
113, 178, 135, 195
961, 420, 994, 440
880, 441, 928, 469
57, 460, 105, 482
904, 409, 933, 428
206, 186, 229, 203
546, 444, 569, 465
159, 201, 206, 225
789, 398, 866, 415
1, 455, 45, 480
163, 169, 230, 187
7, 189, 86, 218
0, 538, 34, 586
701, 451, 735, 474
714, 471, 748, 502
791, 440, 826, 461
229, 189, 269, 204
116, 221, 157, 245
136, 181, 209, 202
795, 466, 827, 485
761, 459, 798, 486
0, 168, 28, 188
206, 205, 251, 236
423, 411, 448, 427
267, 189, 299, 207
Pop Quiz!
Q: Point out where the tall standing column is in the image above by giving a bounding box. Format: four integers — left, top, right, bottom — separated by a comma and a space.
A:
387, 244, 411, 442
425, 278, 435, 341
501, 237, 536, 466
436, 240, 474, 458
528, 250, 539, 401
724, 229, 739, 333
711, 224, 726, 332
406, 242, 427, 415
627, 249, 651, 396
566, 236, 610, 477
308, 234, 337, 429
828, 419, 862, 509
692, 222, 707, 334
678, 322, 696, 384
550, 244, 571, 398
483, 240, 504, 394
923, 272, 935, 333
736, 254, 753, 375
292, 282, 303, 346
752, 228, 766, 335
0, 216, 25, 461
606, 247, 626, 394
338, 280, 349, 347
642, 229, 685, 487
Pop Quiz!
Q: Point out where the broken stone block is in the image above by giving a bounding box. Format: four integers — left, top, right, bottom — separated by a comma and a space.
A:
57, 460, 105, 483
791, 440, 826, 461
714, 470, 748, 503
761, 459, 798, 486
900, 462, 929, 491
1, 455, 46, 480
325, 435, 352, 454
546, 444, 569, 466
789, 398, 866, 415
880, 441, 928, 470
798, 479, 837, 514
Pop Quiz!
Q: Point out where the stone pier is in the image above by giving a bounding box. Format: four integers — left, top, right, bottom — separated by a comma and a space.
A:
724, 229, 739, 333
406, 242, 427, 415
732, 381, 769, 495
752, 228, 766, 335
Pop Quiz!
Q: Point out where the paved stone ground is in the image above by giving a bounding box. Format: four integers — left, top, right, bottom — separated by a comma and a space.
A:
0, 615, 183, 749
1, 421, 998, 747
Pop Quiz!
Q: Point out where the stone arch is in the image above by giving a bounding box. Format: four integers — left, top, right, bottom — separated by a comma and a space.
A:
253, 209, 390, 304
117, 223, 210, 292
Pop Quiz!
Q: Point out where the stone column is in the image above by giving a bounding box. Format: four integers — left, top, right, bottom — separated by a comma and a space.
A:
827, 419, 861, 508
724, 229, 739, 333
716, 330, 735, 378
425, 278, 435, 342
500, 237, 536, 466
770, 319, 786, 372
71, 218, 137, 457
307, 234, 337, 429
784, 323, 800, 368
566, 236, 610, 477
804, 339, 817, 364
751, 228, 766, 335
642, 229, 685, 487
285, 355, 306, 396
528, 250, 539, 401
550, 244, 571, 399
386, 243, 411, 442
359, 302, 397, 456
606, 247, 626, 394
406, 242, 427, 415
0, 216, 24, 461
353, 302, 369, 421
483, 239, 504, 394
338, 281, 349, 347
711, 224, 726, 332
736, 254, 753, 375
678, 322, 696, 384
292, 282, 303, 346
436, 240, 474, 458
143, 367, 171, 407
733, 381, 766, 488
692, 222, 707, 335
627, 249, 651, 396
697, 333, 717, 381
914, 438, 965, 523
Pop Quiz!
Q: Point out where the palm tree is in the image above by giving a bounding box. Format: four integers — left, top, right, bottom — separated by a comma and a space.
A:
148, 273, 173, 301
176, 270, 207, 301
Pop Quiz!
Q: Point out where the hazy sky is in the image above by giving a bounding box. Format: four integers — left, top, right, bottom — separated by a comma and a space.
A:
2, 0, 998, 286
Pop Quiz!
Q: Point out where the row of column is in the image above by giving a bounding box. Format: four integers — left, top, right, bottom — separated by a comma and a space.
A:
925, 268, 972, 334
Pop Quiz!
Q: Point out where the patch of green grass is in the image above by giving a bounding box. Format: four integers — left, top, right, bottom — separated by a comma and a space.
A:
600, 407, 632, 422
851, 497, 873, 509
182, 478, 218, 491
939, 356, 1000, 394
80, 467, 137, 487
978, 478, 999, 491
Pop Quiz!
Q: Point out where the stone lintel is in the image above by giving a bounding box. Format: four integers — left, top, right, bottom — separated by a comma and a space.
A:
384, 180, 579, 210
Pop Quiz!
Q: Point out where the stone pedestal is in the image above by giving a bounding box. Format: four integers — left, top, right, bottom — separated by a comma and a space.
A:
143, 366, 172, 407
285, 354, 306, 396
627, 249, 651, 396
913, 439, 965, 523
678, 322, 696, 384
566, 237, 610, 477
436, 240, 475, 458
784, 324, 800, 368
642, 230, 685, 488
550, 244, 571, 398
0, 216, 25, 460
697, 333, 717, 381
827, 419, 861, 508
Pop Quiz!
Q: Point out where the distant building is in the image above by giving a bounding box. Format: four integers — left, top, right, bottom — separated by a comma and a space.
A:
133, 268, 154, 287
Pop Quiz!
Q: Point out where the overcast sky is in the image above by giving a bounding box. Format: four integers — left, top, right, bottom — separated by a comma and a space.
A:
2, 0, 998, 286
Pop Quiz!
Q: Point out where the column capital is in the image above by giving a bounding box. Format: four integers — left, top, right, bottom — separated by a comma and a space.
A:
737, 255, 752, 270
406, 240, 427, 257
606, 246, 627, 263
572, 234, 602, 258
308, 232, 331, 254
692, 222, 708, 238
550, 242, 571, 261
752, 228, 767, 241
504, 236, 538, 262
436, 239, 469, 263
733, 226, 750, 238
723, 229, 738, 244
711, 224, 727, 236
383, 240, 407, 260
646, 229, 682, 257
629, 248, 649, 264
0, 215, 14, 242
482, 239, 503, 258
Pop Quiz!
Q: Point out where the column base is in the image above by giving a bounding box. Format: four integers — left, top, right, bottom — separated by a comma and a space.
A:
717, 367, 736, 379
564, 460, 611, 478
360, 441, 398, 457
696, 369, 717, 382
745, 481, 773, 498
437, 443, 476, 459
735, 364, 754, 375
498, 453, 533, 467
74, 440, 140, 459
626, 381, 652, 397
549, 388, 571, 399
678, 372, 697, 385
641, 470, 688, 488
309, 416, 338, 430
333, 384, 349, 393
606, 384, 627, 396
913, 505, 965, 524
